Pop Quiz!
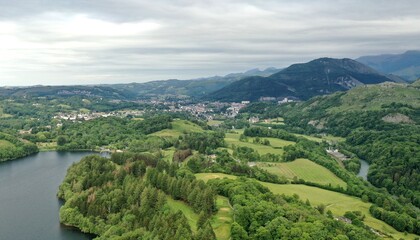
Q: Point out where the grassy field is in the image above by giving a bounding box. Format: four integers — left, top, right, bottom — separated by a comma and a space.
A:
293, 133, 323, 142
225, 131, 294, 156
211, 196, 233, 240
293, 133, 345, 143
151, 120, 204, 137
57, 104, 72, 109
166, 197, 199, 232
256, 117, 285, 126
196, 173, 238, 183
207, 120, 223, 126
257, 159, 347, 188
195, 173, 417, 240
322, 135, 346, 142
0, 140, 14, 148
328, 83, 420, 112
0, 107, 12, 118
37, 142, 57, 151
262, 183, 417, 240
161, 147, 176, 162
166, 195, 233, 239
79, 108, 90, 113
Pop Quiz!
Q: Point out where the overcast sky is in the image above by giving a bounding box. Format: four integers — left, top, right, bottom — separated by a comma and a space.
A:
0, 0, 419, 86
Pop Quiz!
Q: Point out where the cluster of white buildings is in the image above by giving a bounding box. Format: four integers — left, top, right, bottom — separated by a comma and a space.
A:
278, 97, 295, 104
53, 110, 144, 122
226, 102, 248, 117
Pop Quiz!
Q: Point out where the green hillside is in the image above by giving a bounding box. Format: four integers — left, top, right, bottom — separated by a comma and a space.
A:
262, 183, 419, 240
277, 81, 420, 210
59, 154, 220, 239
224, 130, 293, 156
327, 82, 420, 112
357, 50, 420, 81
0, 133, 38, 161
257, 158, 347, 188
151, 119, 205, 137
206, 58, 403, 102
196, 173, 418, 240
412, 78, 420, 87
109, 67, 281, 99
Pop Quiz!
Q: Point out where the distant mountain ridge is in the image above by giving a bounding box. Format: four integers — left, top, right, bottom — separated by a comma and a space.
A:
108, 67, 281, 99
0, 67, 281, 100
206, 58, 404, 102
0, 85, 130, 99
0, 57, 407, 102
357, 50, 420, 81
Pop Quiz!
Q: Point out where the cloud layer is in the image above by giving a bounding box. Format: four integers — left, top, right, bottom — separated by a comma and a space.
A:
0, 0, 419, 85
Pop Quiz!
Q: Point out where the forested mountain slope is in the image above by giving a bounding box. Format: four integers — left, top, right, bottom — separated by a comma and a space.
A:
0, 85, 131, 99
276, 81, 420, 208
357, 50, 420, 81
108, 67, 281, 99
0, 67, 281, 101
59, 153, 379, 240
206, 58, 404, 102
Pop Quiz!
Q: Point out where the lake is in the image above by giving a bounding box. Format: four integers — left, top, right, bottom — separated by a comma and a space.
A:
0, 151, 97, 240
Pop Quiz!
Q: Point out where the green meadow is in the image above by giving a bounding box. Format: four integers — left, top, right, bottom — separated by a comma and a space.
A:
151, 119, 205, 137
207, 120, 223, 126
0, 140, 14, 148
196, 173, 416, 240
166, 197, 199, 232
211, 196, 233, 240
166, 194, 233, 239
257, 158, 347, 188
225, 131, 294, 156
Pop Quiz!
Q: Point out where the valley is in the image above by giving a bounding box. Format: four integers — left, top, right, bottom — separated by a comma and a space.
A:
1, 1, 420, 239
0, 60, 418, 240
196, 173, 418, 240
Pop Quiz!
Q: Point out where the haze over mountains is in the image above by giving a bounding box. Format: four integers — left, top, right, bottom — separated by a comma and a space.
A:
357, 50, 420, 81
0, 67, 281, 100
207, 58, 405, 102
0, 53, 416, 102
109, 67, 281, 99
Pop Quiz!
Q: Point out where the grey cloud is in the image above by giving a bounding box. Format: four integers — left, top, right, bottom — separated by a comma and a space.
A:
0, 0, 419, 86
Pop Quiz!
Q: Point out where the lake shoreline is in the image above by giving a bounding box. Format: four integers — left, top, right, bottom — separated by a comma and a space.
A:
0, 151, 95, 239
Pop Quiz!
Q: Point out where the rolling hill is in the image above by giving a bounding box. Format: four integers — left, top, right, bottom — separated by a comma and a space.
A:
357, 50, 420, 81
276, 80, 420, 211
108, 67, 281, 99
0, 67, 281, 100
0, 85, 132, 99
206, 58, 405, 102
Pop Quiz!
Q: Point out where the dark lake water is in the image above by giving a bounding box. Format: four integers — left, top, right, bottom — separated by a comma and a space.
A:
357, 159, 370, 180
0, 151, 97, 240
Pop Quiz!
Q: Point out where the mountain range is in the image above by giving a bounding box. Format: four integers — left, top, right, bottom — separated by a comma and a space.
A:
0, 68, 281, 100
206, 58, 404, 102
0, 85, 130, 99
108, 67, 281, 99
0, 55, 413, 102
357, 50, 420, 81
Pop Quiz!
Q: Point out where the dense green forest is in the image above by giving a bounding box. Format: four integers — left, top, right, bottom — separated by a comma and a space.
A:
58, 154, 217, 239
209, 177, 378, 239
206, 58, 400, 102
241, 126, 420, 234
0, 132, 38, 161
269, 83, 420, 209
0, 82, 418, 239
55, 115, 173, 151
0, 95, 158, 160
55, 114, 419, 238
59, 153, 378, 240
